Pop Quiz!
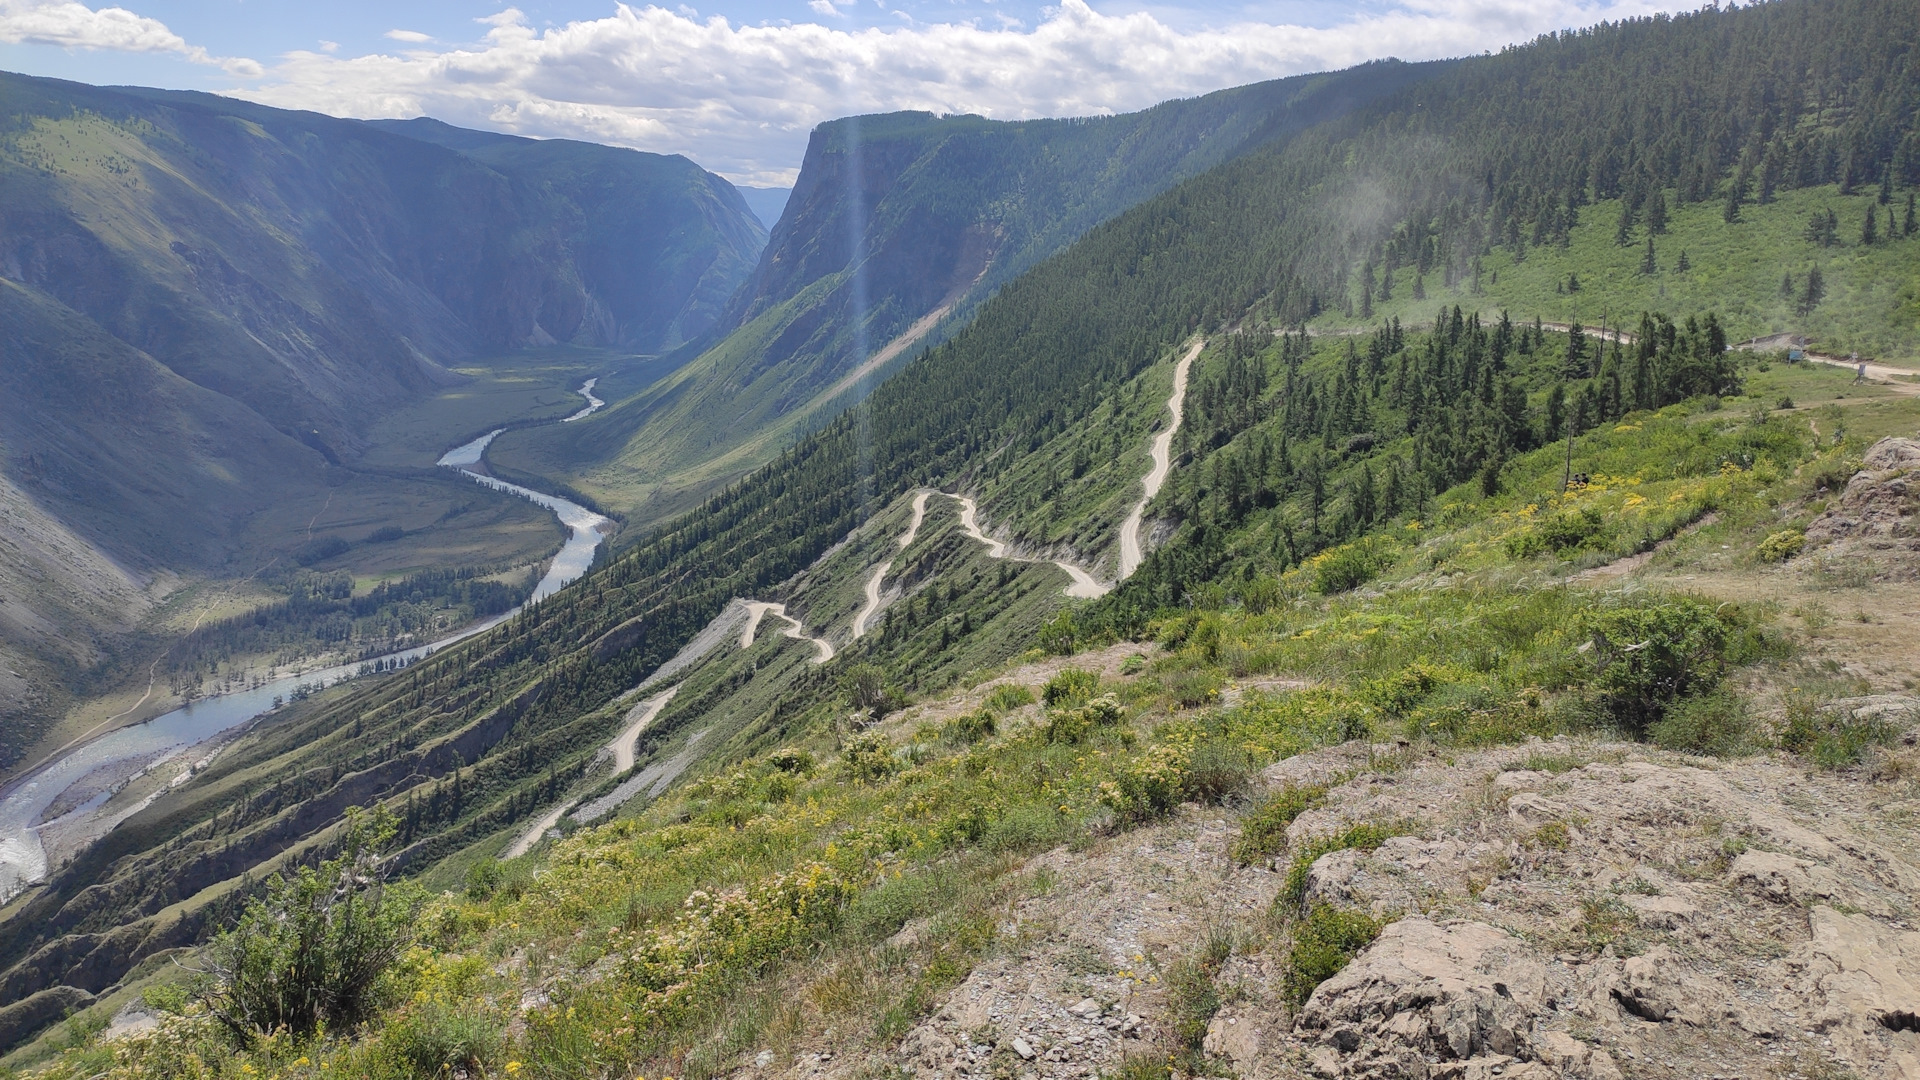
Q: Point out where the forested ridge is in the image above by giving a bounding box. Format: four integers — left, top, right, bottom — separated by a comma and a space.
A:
4, 0, 1916, 1032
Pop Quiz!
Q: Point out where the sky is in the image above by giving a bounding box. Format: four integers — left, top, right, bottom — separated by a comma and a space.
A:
0, 0, 1702, 186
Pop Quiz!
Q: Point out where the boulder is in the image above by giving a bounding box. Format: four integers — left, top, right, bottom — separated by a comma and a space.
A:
1296, 917, 1548, 1076
1805, 437, 1920, 543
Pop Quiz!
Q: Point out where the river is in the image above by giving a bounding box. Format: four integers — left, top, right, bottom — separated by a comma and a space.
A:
0, 381, 611, 902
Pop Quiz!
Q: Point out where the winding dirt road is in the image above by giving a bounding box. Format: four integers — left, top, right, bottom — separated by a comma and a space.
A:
1118, 338, 1204, 580
741, 601, 835, 662
853, 491, 930, 639
950, 494, 1108, 599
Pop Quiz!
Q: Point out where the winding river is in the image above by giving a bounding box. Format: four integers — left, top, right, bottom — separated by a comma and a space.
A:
0, 381, 611, 902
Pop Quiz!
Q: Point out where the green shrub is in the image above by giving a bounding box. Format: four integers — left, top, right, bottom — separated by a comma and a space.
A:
1281, 823, 1406, 909
985, 683, 1036, 711
1284, 905, 1386, 1005
1757, 529, 1806, 562
767, 747, 815, 774
839, 664, 902, 716
1164, 928, 1233, 1047
944, 709, 997, 744
366, 524, 405, 543
1182, 740, 1254, 804
1045, 695, 1124, 744
1359, 663, 1446, 715
1506, 507, 1610, 558
1043, 669, 1100, 707
465, 859, 506, 900
1240, 575, 1284, 614
1650, 686, 1758, 755
1779, 694, 1901, 768
1165, 669, 1223, 708
1575, 598, 1740, 734
1311, 542, 1392, 594
206, 807, 420, 1042
1231, 783, 1328, 864
841, 732, 899, 781
378, 998, 501, 1079
1099, 743, 1189, 820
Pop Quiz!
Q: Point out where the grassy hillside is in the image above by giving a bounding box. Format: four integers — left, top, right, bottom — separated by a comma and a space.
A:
1315, 182, 1920, 361
4, 0, 1919, 1066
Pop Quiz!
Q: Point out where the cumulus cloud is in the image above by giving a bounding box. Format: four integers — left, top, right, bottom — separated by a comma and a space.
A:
383, 28, 432, 43
0, 0, 260, 74
4, 0, 1691, 185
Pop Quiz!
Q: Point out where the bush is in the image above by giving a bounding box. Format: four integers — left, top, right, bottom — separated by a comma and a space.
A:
985, 683, 1036, 711
1182, 740, 1254, 804
1230, 783, 1328, 864
206, 807, 419, 1041
1240, 575, 1284, 614
1575, 598, 1741, 734
1164, 929, 1233, 1047
1284, 905, 1386, 1005
840, 732, 899, 781
1778, 694, 1901, 768
839, 664, 902, 716
767, 747, 815, 774
1506, 507, 1609, 558
1099, 743, 1189, 821
1045, 694, 1123, 744
293, 535, 351, 566
366, 524, 405, 543
1757, 529, 1805, 562
1310, 542, 1392, 594
1649, 686, 1758, 755
1042, 668, 1100, 707
378, 998, 501, 1078
1165, 668, 1224, 708
943, 709, 996, 744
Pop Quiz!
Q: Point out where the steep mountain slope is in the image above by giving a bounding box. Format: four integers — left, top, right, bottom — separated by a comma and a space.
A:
364, 118, 765, 351
0, 75, 765, 763
5, 0, 1920, 1064
488, 62, 1439, 525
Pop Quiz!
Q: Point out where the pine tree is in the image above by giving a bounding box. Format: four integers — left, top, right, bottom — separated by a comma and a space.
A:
1412, 273, 1426, 300
1862, 203, 1878, 245
1722, 188, 1742, 223
1616, 200, 1635, 245
1799, 265, 1825, 315
1676, 250, 1691, 273
1780, 272, 1794, 299
1641, 237, 1657, 274
1646, 190, 1668, 234
1881, 167, 1894, 205
1906, 193, 1917, 238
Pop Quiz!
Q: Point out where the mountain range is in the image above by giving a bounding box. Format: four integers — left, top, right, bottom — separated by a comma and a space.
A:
1, 0, 1919, 1068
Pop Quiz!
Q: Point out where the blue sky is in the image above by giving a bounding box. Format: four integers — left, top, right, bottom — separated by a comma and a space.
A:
0, 0, 1695, 185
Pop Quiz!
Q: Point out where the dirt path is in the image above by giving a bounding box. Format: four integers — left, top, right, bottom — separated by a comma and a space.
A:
950, 494, 1108, 599
742, 601, 834, 662
502, 800, 572, 860
1119, 338, 1203, 580
610, 687, 678, 772
854, 491, 931, 639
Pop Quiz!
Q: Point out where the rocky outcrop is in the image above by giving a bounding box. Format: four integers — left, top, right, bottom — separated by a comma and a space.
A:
1296, 917, 1573, 1078
1806, 437, 1920, 544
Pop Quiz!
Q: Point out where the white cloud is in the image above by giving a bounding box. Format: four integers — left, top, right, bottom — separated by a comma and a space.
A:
0, 0, 260, 74
2, 0, 1693, 186
383, 28, 433, 43
318, 39, 339, 53
807, 0, 843, 16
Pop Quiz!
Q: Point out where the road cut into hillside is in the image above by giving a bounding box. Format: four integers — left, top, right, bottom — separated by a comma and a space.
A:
950, 494, 1108, 598
854, 491, 931, 639
1119, 337, 1204, 580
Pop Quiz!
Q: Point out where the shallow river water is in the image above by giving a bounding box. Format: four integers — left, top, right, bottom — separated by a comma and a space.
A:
0, 382, 611, 902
